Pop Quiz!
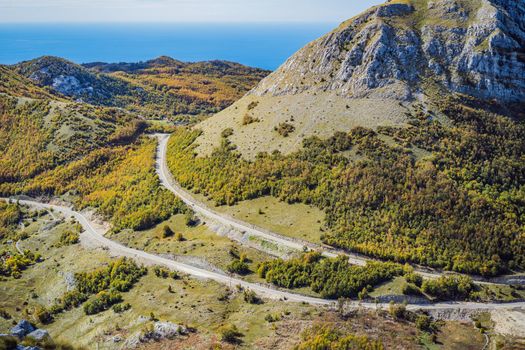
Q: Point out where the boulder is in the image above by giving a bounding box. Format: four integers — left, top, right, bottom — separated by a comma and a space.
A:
10, 320, 35, 339
152, 322, 186, 340
26, 329, 51, 342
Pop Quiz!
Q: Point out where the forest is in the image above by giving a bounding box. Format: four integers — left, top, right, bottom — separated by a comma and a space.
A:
0, 88, 188, 231
166, 95, 525, 276
258, 253, 406, 299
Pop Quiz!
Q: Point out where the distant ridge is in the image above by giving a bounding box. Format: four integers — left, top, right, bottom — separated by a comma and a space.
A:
13, 56, 269, 119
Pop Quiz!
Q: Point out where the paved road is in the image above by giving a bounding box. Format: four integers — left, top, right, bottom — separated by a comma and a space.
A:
155, 134, 524, 286
4, 198, 525, 312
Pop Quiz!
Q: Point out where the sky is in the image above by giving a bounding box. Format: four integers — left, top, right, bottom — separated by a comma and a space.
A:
0, 0, 384, 23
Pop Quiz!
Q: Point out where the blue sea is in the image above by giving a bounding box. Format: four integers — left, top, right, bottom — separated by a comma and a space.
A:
0, 23, 335, 70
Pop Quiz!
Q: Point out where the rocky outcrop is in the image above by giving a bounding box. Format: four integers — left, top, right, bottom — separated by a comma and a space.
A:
10, 320, 35, 339
1, 320, 53, 350
124, 321, 188, 348
252, 0, 525, 103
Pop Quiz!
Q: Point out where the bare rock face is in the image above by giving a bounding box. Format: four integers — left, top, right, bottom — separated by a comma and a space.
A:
252, 0, 525, 103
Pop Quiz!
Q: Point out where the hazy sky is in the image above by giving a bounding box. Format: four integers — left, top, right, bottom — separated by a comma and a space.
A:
0, 0, 384, 23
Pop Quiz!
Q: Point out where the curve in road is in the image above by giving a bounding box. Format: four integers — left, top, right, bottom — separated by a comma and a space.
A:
155, 134, 524, 286
5, 198, 525, 312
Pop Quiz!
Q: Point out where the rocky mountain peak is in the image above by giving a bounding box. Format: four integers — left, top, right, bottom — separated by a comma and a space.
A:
251, 0, 525, 103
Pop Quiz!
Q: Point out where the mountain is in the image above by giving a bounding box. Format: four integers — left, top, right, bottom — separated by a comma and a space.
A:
13, 56, 269, 119
166, 0, 525, 277
194, 0, 525, 158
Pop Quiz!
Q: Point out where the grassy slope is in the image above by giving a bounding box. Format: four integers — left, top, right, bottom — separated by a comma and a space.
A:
0, 209, 430, 350
194, 93, 409, 159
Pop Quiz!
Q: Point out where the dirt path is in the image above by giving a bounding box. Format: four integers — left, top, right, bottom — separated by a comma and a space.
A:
4, 197, 525, 312
154, 134, 524, 286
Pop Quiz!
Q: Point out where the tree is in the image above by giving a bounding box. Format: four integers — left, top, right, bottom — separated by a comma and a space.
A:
162, 225, 174, 238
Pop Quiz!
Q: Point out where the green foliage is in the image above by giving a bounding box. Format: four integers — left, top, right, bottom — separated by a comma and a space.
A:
0, 88, 188, 233
294, 325, 384, 350
227, 259, 251, 275
184, 213, 198, 227
421, 275, 475, 301
258, 253, 404, 299
242, 289, 262, 304
264, 313, 281, 323
21, 138, 189, 232
58, 230, 80, 246
0, 201, 21, 239
50, 290, 88, 314
415, 314, 433, 332
50, 259, 145, 318
35, 306, 53, 325
83, 291, 123, 315
218, 324, 243, 343
112, 302, 131, 313
402, 283, 422, 296
75, 258, 147, 294
388, 302, 407, 320
153, 266, 179, 279
0, 250, 41, 278
166, 93, 525, 276
405, 273, 423, 287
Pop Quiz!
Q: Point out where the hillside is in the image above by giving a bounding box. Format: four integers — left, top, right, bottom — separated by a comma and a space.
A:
14, 56, 269, 120
0, 66, 185, 232
194, 0, 525, 157
166, 0, 525, 277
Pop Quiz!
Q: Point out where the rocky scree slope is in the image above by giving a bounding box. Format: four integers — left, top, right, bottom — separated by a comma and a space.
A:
252, 0, 525, 103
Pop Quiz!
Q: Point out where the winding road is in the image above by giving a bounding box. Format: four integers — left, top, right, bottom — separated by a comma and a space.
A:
154, 134, 524, 286
2, 134, 524, 311
5, 198, 525, 312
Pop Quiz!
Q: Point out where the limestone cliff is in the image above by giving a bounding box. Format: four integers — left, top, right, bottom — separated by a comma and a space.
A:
252, 0, 525, 103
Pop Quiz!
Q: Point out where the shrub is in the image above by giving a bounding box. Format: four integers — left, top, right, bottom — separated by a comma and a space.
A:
162, 225, 174, 238
59, 230, 80, 246
184, 213, 198, 227
402, 283, 422, 296
35, 307, 53, 324
227, 260, 250, 275
415, 314, 433, 332
75, 258, 147, 294
221, 128, 234, 138
112, 302, 131, 313
242, 114, 259, 125
405, 273, 423, 287
274, 123, 295, 137
83, 291, 123, 315
295, 325, 384, 350
264, 313, 280, 323
388, 302, 407, 320
243, 289, 262, 304
247, 101, 259, 110
218, 324, 243, 343
175, 232, 184, 242
258, 254, 404, 299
